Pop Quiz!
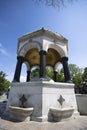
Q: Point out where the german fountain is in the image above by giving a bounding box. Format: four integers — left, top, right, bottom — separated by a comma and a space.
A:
6, 28, 79, 122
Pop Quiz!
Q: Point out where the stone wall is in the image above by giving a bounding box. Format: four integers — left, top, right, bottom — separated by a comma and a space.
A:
76, 94, 87, 115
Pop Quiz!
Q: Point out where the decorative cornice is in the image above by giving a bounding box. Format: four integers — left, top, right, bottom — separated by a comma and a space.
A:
18, 28, 68, 43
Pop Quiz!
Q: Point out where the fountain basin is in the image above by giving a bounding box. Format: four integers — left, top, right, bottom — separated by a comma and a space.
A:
50, 107, 74, 122
9, 106, 34, 122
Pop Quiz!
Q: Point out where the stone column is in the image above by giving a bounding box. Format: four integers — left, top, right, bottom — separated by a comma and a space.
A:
26, 70, 31, 82
61, 57, 71, 82
13, 56, 24, 82
39, 50, 46, 78
54, 71, 57, 82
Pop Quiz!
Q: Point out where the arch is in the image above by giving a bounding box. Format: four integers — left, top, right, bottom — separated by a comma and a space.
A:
31, 65, 39, 71
47, 43, 67, 58
24, 61, 30, 71
20, 62, 31, 82
25, 48, 40, 68
31, 66, 39, 79
20, 63, 27, 82
18, 40, 42, 56
46, 48, 61, 67
54, 62, 62, 72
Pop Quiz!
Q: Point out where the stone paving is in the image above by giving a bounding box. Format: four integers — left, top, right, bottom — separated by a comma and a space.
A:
1, 116, 87, 130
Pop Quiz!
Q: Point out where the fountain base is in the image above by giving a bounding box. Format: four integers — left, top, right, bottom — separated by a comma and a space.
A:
7, 81, 79, 122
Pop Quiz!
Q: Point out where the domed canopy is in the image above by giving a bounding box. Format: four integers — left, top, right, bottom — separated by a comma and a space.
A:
24, 48, 61, 68
18, 28, 68, 69
13, 28, 71, 82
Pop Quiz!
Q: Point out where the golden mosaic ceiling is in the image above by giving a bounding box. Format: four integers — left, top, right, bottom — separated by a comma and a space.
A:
25, 48, 61, 67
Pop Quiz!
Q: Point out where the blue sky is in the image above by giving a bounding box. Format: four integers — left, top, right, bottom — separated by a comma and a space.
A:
0, 0, 87, 81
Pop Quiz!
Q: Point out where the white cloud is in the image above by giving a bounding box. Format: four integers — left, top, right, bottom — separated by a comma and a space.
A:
0, 43, 10, 56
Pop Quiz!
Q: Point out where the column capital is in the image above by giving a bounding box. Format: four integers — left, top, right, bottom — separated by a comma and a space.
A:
39, 50, 47, 55
61, 57, 68, 62
17, 56, 24, 61
61, 56, 71, 82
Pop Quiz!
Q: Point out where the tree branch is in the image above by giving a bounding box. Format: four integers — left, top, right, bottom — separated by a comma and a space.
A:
33, 0, 78, 9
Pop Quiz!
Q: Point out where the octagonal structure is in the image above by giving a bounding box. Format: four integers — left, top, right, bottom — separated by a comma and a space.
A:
13, 28, 71, 82
6, 28, 79, 122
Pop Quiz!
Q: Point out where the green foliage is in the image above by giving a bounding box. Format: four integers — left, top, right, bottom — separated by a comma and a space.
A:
31, 68, 39, 78
45, 64, 83, 86
57, 69, 64, 82
82, 67, 87, 81
46, 67, 54, 79
46, 67, 64, 82
69, 64, 83, 86
0, 71, 10, 94
31, 64, 84, 87
31, 67, 54, 79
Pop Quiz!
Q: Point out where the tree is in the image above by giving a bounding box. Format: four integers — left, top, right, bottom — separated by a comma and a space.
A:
56, 64, 83, 86
0, 71, 10, 95
33, 0, 77, 9
31, 67, 54, 79
31, 64, 83, 86
31, 66, 64, 82
82, 67, 87, 81
57, 68, 64, 82
31, 68, 39, 78
46, 67, 54, 79
69, 64, 83, 86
